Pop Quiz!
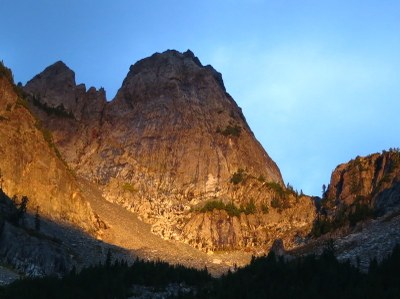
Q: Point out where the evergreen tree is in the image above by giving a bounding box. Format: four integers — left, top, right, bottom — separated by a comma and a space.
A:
105, 249, 112, 267
0, 168, 4, 189
34, 206, 40, 231
17, 196, 29, 225
322, 184, 327, 198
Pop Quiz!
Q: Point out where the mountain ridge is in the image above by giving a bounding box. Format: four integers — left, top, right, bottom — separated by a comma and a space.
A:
23, 49, 315, 251
1, 52, 399, 283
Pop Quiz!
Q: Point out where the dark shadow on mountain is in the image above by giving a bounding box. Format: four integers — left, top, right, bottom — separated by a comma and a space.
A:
0, 188, 136, 278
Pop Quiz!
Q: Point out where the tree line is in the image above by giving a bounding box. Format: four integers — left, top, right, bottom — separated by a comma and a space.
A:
1, 243, 400, 299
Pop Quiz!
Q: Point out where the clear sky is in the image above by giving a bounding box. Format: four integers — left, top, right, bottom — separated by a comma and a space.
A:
1, 0, 399, 196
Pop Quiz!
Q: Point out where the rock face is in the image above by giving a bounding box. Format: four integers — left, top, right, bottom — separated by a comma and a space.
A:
325, 150, 400, 216
23, 50, 316, 251
289, 150, 400, 271
2, 52, 399, 277
180, 180, 315, 251
0, 64, 101, 234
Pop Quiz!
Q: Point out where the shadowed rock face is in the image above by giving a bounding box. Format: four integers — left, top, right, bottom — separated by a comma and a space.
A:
23, 50, 316, 251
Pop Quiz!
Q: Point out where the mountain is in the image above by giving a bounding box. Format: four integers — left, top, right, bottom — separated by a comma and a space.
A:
312, 149, 400, 235
0, 63, 101, 233
294, 150, 400, 269
0, 62, 111, 277
23, 50, 315, 252
2, 50, 399, 283
325, 150, 400, 216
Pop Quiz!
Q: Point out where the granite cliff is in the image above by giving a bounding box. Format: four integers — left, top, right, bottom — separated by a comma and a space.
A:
1, 51, 399, 281
23, 50, 315, 251
293, 150, 400, 269
0, 62, 110, 277
320, 150, 400, 226
0, 65, 102, 233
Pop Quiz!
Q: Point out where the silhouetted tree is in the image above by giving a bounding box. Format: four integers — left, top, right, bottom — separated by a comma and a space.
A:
9, 195, 29, 226
18, 196, 28, 220
0, 218, 4, 236
2, 244, 400, 299
34, 206, 40, 231
105, 249, 112, 267
0, 169, 3, 189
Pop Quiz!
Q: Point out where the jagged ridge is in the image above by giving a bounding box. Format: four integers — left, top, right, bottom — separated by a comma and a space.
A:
23, 50, 315, 251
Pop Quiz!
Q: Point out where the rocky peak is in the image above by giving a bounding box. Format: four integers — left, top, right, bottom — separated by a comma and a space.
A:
22, 50, 316, 252
41, 60, 73, 77
105, 50, 281, 187
127, 49, 203, 76
32, 60, 74, 82
322, 149, 400, 222
24, 61, 76, 109
24, 61, 106, 121
115, 49, 226, 108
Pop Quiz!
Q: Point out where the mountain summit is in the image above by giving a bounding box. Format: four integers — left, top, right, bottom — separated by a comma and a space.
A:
23, 50, 315, 251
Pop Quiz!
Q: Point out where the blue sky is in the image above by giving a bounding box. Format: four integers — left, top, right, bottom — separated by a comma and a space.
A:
1, 0, 399, 196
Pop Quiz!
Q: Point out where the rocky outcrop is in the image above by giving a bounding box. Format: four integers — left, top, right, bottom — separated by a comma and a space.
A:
310, 150, 400, 238
179, 178, 315, 252
24, 61, 106, 121
325, 150, 400, 215
0, 65, 102, 234
23, 50, 316, 251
